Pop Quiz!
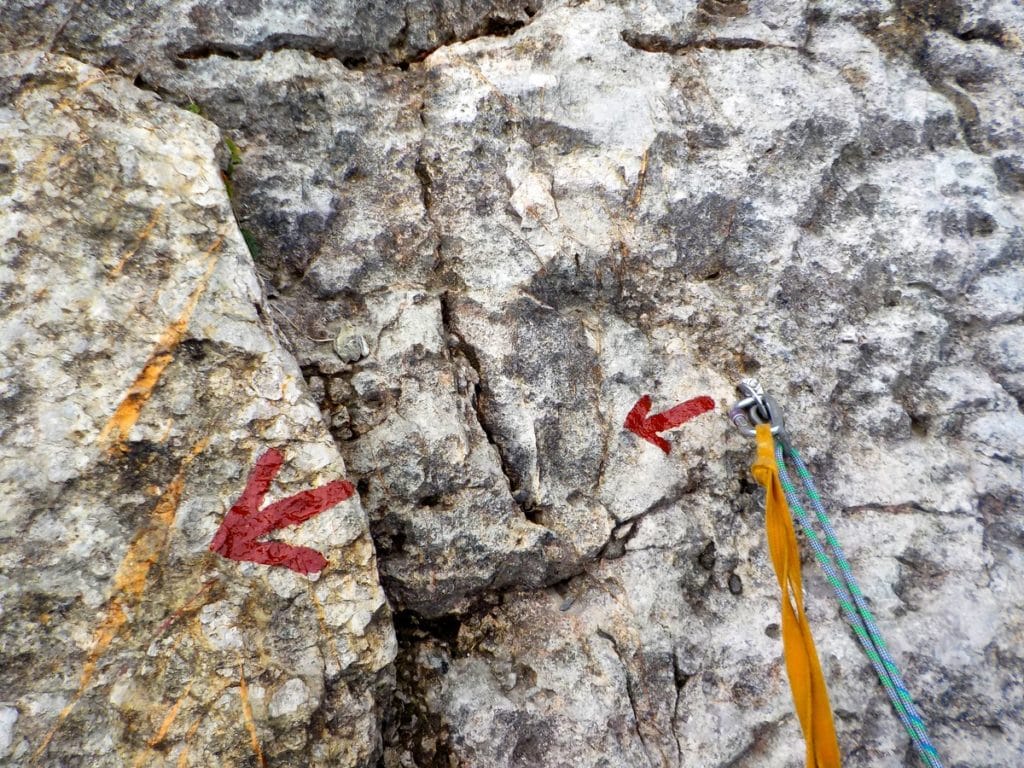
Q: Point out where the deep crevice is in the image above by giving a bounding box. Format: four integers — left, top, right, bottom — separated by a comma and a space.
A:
599, 519, 639, 560
952, 22, 1007, 48
926, 77, 986, 154
176, 42, 246, 60
439, 292, 537, 525
381, 611, 463, 768
621, 29, 799, 54
131, 72, 174, 99
670, 653, 690, 766
413, 157, 433, 213
595, 629, 657, 766
176, 37, 369, 67
175, 10, 535, 72
393, 610, 463, 650
479, 16, 527, 39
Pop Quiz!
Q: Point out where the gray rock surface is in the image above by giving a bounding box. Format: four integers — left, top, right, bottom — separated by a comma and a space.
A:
1, 0, 541, 69
2, 0, 1024, 766
0, 50, 394, 767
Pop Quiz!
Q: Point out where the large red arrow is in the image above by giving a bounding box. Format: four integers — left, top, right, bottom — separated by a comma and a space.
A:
625, 394, 715, 454
209, 448, 354, 574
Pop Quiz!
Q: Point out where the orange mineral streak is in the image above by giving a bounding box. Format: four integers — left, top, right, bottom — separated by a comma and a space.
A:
175, 716, 203, 768
98, 236, 223, 453
76, 74, 105, 91
147, 681, 195, 747
110, 204, 165, 278
32, 440, 207, 763
238, 666, 267, 768
630, 147, 649, 212
308, 586, 345, 672
128, 680, 196, 768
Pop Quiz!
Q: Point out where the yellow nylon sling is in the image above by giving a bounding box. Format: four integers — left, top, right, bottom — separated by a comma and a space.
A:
751, 424, 841, 768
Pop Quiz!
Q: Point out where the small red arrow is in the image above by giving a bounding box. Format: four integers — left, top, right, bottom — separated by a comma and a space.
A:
624, 394, 715, 454
210, 448, 354, 574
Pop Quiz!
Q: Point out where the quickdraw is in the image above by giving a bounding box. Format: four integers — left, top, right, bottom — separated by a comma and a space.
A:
730, 379, 943, 768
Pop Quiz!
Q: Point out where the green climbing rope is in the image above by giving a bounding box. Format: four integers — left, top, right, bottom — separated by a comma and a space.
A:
775, 439, 943, 768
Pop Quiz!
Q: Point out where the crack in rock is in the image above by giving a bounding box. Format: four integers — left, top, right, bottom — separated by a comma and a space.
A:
176, 14, 534, 71
621, 29, 801, 54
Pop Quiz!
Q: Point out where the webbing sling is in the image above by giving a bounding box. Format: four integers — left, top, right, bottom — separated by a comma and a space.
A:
752, 424, 842, 768
732, 379, 943, 767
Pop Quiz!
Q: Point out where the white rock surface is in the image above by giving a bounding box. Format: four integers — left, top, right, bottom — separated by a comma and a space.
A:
1, 0, 1023, 765
0, 50, 394, 767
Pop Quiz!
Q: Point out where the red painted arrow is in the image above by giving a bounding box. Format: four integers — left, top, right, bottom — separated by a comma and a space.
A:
625, 394, 715, 454
210, 448, 354, 574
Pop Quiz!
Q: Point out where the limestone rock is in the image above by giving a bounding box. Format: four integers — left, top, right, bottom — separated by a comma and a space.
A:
0, 51, 394, 767
2, 0, 1024, 766
1, 0, 541, 70
106, 46, 608, 617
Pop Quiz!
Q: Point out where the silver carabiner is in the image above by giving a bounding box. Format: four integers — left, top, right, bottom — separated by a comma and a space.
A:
728, 378, 785, 438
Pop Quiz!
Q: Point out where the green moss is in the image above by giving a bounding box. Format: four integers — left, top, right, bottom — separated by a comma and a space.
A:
240, 227, 261, 259
220, 135, 244, 198
223, 135, 243, 176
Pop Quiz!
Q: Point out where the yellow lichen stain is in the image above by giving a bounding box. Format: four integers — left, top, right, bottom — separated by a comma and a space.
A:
33, 142, 57, 174
631, 148, 649, 213
148, 681, 194, 747
32, 439, 207, 763
151, 630, 188, 687
157, 418, 176, 443
55, 95, 79, 113
76, 74, 105, 92
128, 680, 195, 768
455, 56, 520, 117
115, 438, 208, 596
32, 606, 126, 762
110, 204, 165, 278
175, 716, 203, 768
308, 586, 345, 672
98, 236, 223, 453
55, 134, 91, 173
154, 578, 219, 641
152, 676, 233, 768
238, 664, 267, 768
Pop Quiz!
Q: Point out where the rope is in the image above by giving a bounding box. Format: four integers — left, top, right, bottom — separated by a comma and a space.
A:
751, 425, 842, 768
775, 440, 944, 768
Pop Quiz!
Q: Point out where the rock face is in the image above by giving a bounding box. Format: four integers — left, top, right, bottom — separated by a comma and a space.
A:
2, 0, 1024, 767
0, 51, 393, 766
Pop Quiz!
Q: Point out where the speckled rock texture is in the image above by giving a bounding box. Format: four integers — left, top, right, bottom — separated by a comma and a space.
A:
0, 51, 394, 766
2, 0, 1023, 766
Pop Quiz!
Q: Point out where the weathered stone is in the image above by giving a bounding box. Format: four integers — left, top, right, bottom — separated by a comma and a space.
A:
378, 1, 1023, 765
2, 0, 1024, 765
0, 51, 394, 767
0, 0, 541, 71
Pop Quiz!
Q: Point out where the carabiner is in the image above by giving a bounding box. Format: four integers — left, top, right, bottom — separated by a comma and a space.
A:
729, 378, 785, 438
